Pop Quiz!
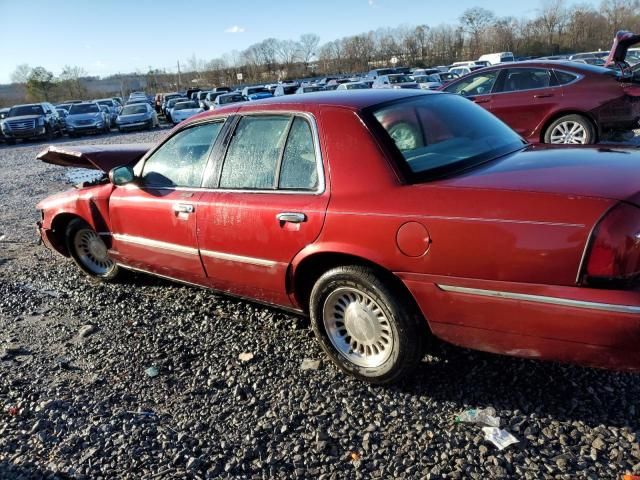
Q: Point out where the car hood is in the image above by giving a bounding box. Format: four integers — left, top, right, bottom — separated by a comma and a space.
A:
605, 30, 640, 66
3, 114, 43, 122
439, 144, 640, 205
37, 144, 152, 172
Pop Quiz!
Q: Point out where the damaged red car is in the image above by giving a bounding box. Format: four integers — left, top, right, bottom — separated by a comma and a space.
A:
443, 31, 640, 145
37, 90, 640, 383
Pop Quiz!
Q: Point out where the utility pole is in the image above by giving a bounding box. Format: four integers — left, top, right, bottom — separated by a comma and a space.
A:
177, 60, 182, 90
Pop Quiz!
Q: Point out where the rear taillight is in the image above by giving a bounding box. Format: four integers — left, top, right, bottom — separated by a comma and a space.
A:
583, 203, 640, 286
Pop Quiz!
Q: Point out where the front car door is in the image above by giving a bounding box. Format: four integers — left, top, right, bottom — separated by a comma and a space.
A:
443, 69, 500, 110
108, 119, 226, 284
489, 67, 559, 139
196, 111, 329, 307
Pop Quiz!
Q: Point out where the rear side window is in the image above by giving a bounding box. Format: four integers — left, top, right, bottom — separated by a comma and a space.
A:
500, 68, 554, 92
219, 115, 290, 189
554, 70, 579, 85
279, 117, 318, 190
142, 121, 223, 188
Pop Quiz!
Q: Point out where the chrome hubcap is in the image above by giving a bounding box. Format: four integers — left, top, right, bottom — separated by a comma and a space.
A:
323, 287, 394, 368
550, 121, 588, 144
74, 229, 115, 275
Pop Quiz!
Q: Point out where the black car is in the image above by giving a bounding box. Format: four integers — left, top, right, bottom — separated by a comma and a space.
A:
0, 103, 62, 145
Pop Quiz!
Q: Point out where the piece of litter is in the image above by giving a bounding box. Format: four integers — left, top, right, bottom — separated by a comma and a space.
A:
456, 407, 500, 427
300, 359, 320, 370
482, 427, 519, 450
145, 366, 159, 378
238, 352, 254, 362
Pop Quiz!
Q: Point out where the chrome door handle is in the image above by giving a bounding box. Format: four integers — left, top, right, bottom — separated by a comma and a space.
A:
173, 204, 194, 214
534, 94, 554, 98
277, 212, 306, 223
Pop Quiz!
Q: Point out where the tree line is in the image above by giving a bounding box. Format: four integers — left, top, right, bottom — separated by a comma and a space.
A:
3, 0, 640, 105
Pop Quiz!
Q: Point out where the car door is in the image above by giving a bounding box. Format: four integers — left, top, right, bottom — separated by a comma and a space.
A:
108, 119, 226, 284
443, 69, 500, 110
490, 67, 559, 138
196, 111, 329, 307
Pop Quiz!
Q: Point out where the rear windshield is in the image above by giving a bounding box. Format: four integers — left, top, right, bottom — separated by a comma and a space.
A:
220, 94, 244, 104
388, 75, 413, 84
369, 94, 524, 179
9, 105, 44, 117
122, 105, 147, 115
174, 101, 198, 110
69, 104, 99, 114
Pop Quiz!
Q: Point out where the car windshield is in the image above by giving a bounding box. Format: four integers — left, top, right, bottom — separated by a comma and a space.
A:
414, 75, 440, 83
220, 94, 244, 104
247, 87, 268, 95
174, 101, 198, 110
347, 83, 368, 89
96, 100, 112, 106
388, 75, 413, 84
121, 105, 147, 115
9, 105, 44, 116
69, 104, 99, 114
370, 94, 524, 178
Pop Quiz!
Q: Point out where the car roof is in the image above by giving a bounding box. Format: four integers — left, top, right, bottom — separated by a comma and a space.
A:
199, 89, 433, 116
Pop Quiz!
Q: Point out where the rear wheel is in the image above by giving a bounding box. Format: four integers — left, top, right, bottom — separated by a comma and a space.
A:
544, 114, 595, 144
309, 265, 425, 384
65, 219, 119, 281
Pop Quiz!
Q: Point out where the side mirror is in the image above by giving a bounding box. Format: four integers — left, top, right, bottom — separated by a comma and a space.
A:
109, 165, 135, 186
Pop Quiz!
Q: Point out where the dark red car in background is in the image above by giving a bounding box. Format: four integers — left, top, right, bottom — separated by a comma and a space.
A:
443, 61, 640, 144
36, 90, 640, 384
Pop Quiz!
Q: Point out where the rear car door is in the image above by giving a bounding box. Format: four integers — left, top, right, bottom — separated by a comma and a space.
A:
443, 69, 500, 110
196, 111, 329, 306
490, 67, 559, 138
108, 120, 226, 283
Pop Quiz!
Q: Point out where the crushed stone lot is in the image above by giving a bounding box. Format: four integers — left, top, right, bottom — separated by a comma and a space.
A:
1, 129, 640, 480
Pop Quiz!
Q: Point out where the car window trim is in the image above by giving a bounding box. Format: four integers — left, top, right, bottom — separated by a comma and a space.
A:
551, 69, 584, 87
491, 67, 557, 95
133, 116, 230, 190
206, 110, 326, 195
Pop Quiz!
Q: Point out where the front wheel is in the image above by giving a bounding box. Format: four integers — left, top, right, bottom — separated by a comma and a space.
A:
309, 265, 425, 384
544, 114, 595, 144
65, 219, 119, 281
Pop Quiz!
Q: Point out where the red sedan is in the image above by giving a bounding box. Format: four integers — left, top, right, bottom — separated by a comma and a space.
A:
442, 60, 640, 144
36, 90, 640, 383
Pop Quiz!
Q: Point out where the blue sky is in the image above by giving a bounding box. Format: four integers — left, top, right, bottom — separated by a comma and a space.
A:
0, 0, 572, 83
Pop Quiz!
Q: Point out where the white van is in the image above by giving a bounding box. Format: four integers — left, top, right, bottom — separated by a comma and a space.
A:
478, 52, 515, 65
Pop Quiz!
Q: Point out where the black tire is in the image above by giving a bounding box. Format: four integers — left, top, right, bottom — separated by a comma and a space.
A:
6, 139, 16, 145
65, 218, 119, 281
543, 114, 596, 144
309, 265, 426, 384
44, 125, 54, 141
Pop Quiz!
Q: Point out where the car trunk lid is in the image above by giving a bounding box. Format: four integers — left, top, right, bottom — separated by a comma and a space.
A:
37, 144, 152, 172
437, 144, 640, 205
605, 30, 640, 66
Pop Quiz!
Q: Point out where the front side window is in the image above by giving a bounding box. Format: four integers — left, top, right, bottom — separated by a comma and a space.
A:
141, 121, 223, 188
444, 70, 499, 96
279, 117, 318, 190
500, 68, 554, 92
370, 94, 523, 178
219, 115, 290, 189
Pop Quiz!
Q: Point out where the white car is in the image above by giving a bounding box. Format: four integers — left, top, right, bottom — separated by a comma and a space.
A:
170, 101, 204, 125
412, 74, 443, 90
336, 81, 369, 90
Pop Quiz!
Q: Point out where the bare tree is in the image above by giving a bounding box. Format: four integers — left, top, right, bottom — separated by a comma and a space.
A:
459, 7, 495, 58
297, 33, 320, 71
11, 64, 32, 84
539, 0, 569, 47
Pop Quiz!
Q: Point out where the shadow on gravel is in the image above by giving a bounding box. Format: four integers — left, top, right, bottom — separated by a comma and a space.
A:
0, 461, 54, 480
400, 342, 639, 430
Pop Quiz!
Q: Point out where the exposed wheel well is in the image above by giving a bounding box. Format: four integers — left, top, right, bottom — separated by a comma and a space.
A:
49, 213, 85, 256
540, 111, 598, 143
292, 253, 429, 329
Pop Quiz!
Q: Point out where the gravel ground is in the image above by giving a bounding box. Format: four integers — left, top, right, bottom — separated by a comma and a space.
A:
0, 128, 639, 480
